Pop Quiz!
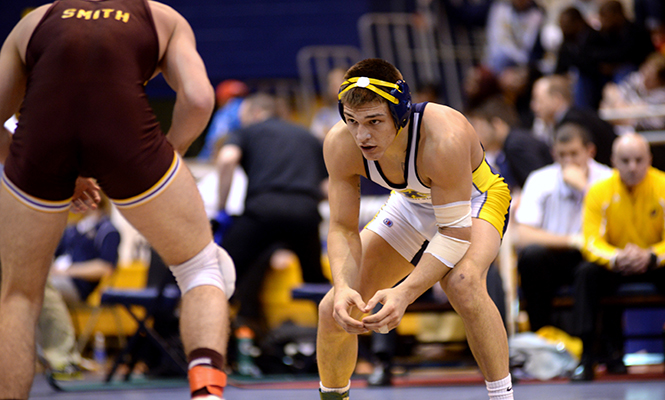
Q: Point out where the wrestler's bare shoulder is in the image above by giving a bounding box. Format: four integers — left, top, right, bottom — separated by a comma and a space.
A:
147, 1, 181, 56
418, 102, 482, 173
324, 120, 356, 151
148, 1, 180, 24
420, 103, 475, 147
11, 4, 52, 59
323, 120, 364, 175
19, 4, 52, 24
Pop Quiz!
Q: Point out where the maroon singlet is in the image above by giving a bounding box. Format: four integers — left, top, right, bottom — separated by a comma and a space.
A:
4, 0, 175, 202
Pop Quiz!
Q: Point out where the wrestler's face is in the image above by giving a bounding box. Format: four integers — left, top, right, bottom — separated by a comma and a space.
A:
342, 100, 399, 160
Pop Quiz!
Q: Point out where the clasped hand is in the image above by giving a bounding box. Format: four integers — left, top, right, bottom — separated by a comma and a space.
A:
71, 177, 101, 213
614, 244, 651, 275
332, 286, 409, 335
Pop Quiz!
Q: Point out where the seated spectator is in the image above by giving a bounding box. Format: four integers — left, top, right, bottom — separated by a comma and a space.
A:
574, 0, 602, 29
483, 0, 545, 75
412, 82, 443, 104
572, 133, 665, 381
601, 52, 665, 132
554, 6, 595, 77
47, 196, 120, 307
463, 64, 502, 112
310, 67, 346, 142
215, 93, 329, 376
502, 65, 543, 128
515, 123, 612, 333
634, 0, 665, 52
468, 97, 552, 190
480, 0, 546, 127
575, 0, 654, 110
38, 282, 84, 379
197, 79, 249, 161
38, 196, 120, 377
464, 63, 540, 129
530, 74, 617, 166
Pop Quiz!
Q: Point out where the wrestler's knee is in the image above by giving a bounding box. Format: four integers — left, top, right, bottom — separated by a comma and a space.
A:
0, 283, 46, 323
317, 289, 358, 335
169, 242, 236, 299
318, 290, 336, 326
1, 273, 47, 303
442, 263, 487, 313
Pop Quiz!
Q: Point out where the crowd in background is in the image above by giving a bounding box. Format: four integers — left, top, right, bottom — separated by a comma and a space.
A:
193, 0, 665, 381
14, 0, 665, 383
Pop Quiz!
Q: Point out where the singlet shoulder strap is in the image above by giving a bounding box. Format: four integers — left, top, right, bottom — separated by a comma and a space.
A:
406, 102, 431, 191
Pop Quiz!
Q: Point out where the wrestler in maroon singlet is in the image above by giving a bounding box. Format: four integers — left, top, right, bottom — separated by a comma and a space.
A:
3, 0, 176, 206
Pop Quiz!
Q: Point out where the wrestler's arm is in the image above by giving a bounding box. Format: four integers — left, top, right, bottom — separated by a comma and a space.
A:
70, 177, 101, 212
399, 106, 473, 298
151, 2, 214, 155
51, 259, 114, 281
215, 144, 242, 212
362, 105, 474, 330
324, 121, 369, 333
0, 6, 101, 211
0, 7, 47, 163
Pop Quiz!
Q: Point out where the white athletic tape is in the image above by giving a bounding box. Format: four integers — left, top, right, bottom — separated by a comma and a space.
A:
425, 232, 471, 268
378, 325, 390, 334
169, 242, 236, 299
433, 201, 472, 229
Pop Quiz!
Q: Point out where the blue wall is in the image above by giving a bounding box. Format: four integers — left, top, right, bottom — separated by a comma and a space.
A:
0, 1, 368, 93
160, 0, 366, 83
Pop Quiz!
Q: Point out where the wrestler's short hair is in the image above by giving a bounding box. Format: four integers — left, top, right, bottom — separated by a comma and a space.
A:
338, 59, 412, 128
340, 59, 403, 107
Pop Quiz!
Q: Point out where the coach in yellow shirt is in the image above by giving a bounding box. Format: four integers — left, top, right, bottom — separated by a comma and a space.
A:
572, 133, 665, 381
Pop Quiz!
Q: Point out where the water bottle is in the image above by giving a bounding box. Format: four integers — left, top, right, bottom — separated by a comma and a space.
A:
235, 326, 262, 377
93, 331, 107, 367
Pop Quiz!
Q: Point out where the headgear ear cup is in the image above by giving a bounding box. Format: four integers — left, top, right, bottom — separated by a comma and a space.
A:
337, 100, 346, 123
390, 80, 412, 129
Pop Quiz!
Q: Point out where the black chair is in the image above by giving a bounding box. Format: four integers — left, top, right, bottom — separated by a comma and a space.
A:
99, 249, 187, 382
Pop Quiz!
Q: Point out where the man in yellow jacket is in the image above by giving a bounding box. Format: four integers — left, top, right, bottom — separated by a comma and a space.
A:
573, 132, 665, 380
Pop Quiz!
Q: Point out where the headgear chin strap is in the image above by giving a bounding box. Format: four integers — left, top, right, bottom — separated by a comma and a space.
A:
338, 76, 412, 129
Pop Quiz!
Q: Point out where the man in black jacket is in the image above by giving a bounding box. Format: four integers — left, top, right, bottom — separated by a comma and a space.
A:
531, 75, 617, 166
215, 93, 329, 375
468, 97, 552, 190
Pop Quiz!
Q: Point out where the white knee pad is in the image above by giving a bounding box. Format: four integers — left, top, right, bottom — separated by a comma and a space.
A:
169, 241, 236, 299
